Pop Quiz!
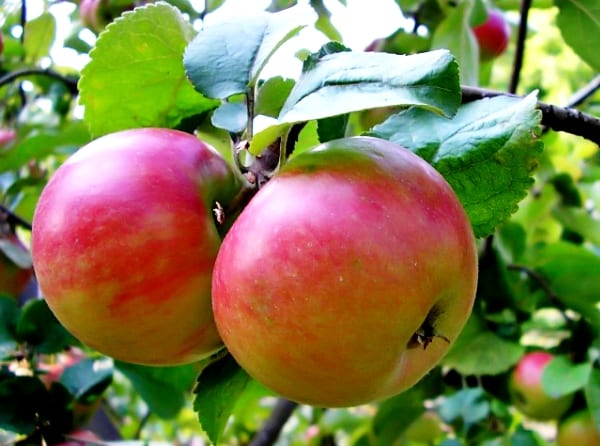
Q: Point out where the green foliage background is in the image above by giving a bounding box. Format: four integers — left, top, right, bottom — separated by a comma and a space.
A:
1, 0, 599, 445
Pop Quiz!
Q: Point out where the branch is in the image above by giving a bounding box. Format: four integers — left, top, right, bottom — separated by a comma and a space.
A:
0, 204, 33, 231
0, 68, 79, 94
248, 398, 298, 446
567, 75, 600, 108
461, 86, 600, 146
509, 0, 533, 94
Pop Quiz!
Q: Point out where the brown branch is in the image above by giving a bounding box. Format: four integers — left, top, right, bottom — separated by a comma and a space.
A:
248, 398, 298, 446
509, 0, 533, 94
461, 86, 600, 146
0, 68, 79, 94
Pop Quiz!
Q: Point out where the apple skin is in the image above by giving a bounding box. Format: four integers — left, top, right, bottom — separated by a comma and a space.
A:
0, 128, 17, 147
0, 233, 34, 299
472, 9, 510, 60
54, 429, 102, 446
509, 351, 574, 420
557, 410, 600, 446
212, 136, 478, 407
32, 128, 240, 365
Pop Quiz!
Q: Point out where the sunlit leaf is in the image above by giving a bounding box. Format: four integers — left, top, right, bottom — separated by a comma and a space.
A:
116, 361, 197, 419
193, 354, 251, 446
23, 12, 56, 62
555, 0, 600, 71
542, 355, 591, 398
431, 1, 479, 86
370, 93, 543, 237
279, 49, 460, 124
79, 3, 218, 137
184, 5, 312, 99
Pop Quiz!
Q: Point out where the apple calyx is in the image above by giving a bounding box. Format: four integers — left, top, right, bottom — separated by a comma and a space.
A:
409, 308, 451, 350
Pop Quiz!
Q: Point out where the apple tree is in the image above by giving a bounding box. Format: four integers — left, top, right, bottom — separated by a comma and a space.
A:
1, 0, 600, 445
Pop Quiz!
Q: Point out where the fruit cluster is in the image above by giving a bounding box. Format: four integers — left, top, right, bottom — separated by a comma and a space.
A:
31, 128, 479, 407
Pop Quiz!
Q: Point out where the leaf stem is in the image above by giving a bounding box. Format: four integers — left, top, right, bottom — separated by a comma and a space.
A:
246, 87, 255, 138
248, 398, 298, 446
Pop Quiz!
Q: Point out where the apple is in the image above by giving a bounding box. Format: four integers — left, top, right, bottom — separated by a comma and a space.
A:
0, 128, 17, 148
509, 351, 574, 420
54, 429, 102, 445
212, 136, 478, 407
32, 128, 240, 365
0, 232, 34, 299
557, 410, 600, 446
80, 0, 136, 33
472, 9, 510, 60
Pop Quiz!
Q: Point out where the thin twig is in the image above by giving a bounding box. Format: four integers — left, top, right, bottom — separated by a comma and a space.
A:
248, 398, 298, 446
0, 68, 79, 94
461, 85, 600, 146
566, 75, 600, 108
509, 0, 533, 94
0, 204, 33, 231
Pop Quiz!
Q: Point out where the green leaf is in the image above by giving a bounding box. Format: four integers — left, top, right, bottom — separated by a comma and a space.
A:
373, 391, 425, 446
279, 49, 460, 124
16, 299, 76, 354
0, 121, 90, 173
184, 5, 312, 99
541, 356, 591, 398
79, 3, 218, 137
317, 114, 348, 143
555, 0, 600, 71
431, 1, 479, 86
59, 357, 113, 403
116, 361, 197, 419
370, 93, 543, 237
584, 368, 600, 432
255, 77, 296, 117
193, 354, 251, 446
23, 12, 56, 62
439, 388, 490, 426
0, 297, 19, 358
212, 101, 247, 133
443, 314, 524, 375
0, 375, 47, 435
527, 242, 600, 325
372, 371, 443, 446
553, 207, 600, 246
310, 0, 343, 42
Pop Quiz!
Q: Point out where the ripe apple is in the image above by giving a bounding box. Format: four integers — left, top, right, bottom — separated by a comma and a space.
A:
32, 128, 240, 365
54, 429, 102, 446
79, 0, 136, 33
0, 232, 34, 299
0, 128, 17, 147
472, 9, 510, 60
509, 351, 574, 420
557, 410, 600, 446
212, 136, 478, 407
